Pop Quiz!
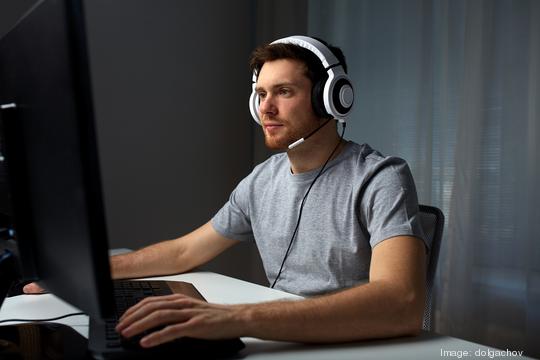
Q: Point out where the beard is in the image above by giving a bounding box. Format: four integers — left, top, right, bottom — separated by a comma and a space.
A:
263, 130, 300, 151
262, 117, 322, 151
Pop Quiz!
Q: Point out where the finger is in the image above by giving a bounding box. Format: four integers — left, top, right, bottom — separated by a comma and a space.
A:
119, 294, 188, 322
139, 320, 195, 348
120, 308, 197, 339
117, 299, 173, 332
117, 296, 197, 333
118, 294, 195, 326
22, 282, 47, 294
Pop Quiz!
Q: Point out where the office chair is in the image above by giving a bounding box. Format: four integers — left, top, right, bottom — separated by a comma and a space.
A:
418, 204, 445, 331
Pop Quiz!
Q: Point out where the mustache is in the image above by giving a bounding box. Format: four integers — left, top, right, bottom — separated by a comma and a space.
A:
262, 115, 286, 124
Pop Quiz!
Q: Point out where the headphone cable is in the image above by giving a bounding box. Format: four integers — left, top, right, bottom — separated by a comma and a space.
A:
271, 121, 347, 289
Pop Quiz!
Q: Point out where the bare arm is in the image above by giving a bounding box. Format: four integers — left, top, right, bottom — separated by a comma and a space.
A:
112, 221, 239, 279
23, 221, 238, 293
116, 235, 427, 346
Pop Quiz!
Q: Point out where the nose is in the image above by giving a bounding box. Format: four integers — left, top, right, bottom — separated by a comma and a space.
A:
258, 94, 277, 117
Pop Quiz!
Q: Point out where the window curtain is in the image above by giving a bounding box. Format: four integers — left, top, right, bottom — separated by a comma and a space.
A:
307, 0, 540, 356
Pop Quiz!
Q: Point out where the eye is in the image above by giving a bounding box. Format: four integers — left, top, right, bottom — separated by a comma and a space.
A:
258, 91, 267, 100
279, 88, 291, 96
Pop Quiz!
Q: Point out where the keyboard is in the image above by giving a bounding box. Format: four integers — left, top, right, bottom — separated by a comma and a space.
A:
88, 280, 245, 359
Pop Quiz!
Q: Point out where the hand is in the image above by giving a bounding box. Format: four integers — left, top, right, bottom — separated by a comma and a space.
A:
115, 294, 246, 348
22, 282, 47, 294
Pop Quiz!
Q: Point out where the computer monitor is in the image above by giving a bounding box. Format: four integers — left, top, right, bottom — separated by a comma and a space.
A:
0, 0, 114, 319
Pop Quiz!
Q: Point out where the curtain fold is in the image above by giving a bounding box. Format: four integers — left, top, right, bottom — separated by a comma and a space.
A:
307, 0, 540, 356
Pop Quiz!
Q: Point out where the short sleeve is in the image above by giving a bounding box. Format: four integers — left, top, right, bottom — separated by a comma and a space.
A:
211, 176, 255, 242
360, 158, 427, 249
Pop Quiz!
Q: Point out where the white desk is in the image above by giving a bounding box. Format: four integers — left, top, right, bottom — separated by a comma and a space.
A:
0, 272, 533, 360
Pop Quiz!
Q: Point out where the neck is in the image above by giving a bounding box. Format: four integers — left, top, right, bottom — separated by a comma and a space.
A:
287, 121, 345, 174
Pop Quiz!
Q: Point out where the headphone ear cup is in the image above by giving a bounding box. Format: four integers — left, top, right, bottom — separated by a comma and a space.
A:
330, 77, 354, 117
311, 77, 329, 118
249, 89, 262, 125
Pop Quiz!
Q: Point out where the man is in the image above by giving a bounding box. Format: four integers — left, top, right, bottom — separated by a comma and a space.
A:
25, 36, 428, 348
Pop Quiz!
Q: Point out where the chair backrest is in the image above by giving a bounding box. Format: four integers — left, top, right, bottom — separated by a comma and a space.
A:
418, 204, 445, 331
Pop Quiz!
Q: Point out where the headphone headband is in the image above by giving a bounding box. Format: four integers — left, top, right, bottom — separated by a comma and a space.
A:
249, 35, 354, 125
271, 36, 339, 69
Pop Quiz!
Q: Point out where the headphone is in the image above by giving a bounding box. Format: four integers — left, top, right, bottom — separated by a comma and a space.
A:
249, 35, 354, 125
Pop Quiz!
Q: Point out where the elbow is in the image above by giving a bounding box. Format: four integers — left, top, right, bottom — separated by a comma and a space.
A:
398, 289, 426, 337
366, 282, 426, 339
380, 282, 425, 338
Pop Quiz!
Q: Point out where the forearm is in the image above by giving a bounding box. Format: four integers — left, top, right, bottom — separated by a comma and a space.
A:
110, 221, 238, 280
238, 281, 425, 343
111, 239, 194, 279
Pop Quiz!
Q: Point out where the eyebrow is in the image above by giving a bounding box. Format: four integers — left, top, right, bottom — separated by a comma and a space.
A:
254, 82, 298, 93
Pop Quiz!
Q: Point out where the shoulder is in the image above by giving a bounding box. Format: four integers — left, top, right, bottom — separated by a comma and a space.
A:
340, 142, 415, 190
236, 152, 288, 190
347, 142, 407, 168
247, 152, 289, 183
252, 151, 288, 175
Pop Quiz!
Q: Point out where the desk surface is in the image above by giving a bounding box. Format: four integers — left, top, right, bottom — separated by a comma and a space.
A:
0, 271, 533, 360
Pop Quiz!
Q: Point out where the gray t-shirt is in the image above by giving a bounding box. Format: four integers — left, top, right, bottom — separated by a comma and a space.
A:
211, 141, 426, 297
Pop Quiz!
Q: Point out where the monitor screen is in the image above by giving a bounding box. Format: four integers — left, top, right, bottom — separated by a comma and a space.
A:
0, 0, 114, 319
